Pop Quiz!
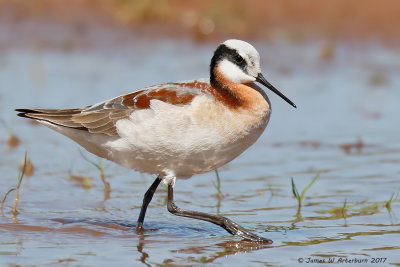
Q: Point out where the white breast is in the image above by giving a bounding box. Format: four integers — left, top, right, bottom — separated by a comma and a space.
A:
105, 94, 271, 177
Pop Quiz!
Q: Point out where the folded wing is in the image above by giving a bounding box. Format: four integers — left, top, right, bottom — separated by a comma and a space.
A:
16, 80, 209, 136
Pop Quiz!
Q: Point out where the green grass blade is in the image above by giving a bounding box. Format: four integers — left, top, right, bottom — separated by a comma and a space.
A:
17, 152, 27, 189
291, 177, 299, 200
299, 171, 322, 200
1, 188, 16, 210
214, 169, 222, 194
79, 150, 101, 171
98, 157, 103, 171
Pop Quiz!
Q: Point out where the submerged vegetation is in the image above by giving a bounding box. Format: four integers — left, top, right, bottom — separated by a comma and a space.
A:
67, 174, 92, 191
385, 192, 399, 213
0, 5, 399, 261
7, 133, 20, 149
19, 156, 34, 177
316, 195, 399, 221
0, 118, 21, 149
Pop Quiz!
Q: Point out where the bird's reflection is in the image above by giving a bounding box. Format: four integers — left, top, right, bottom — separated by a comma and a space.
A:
137, 233, 271, 264
137, 234, 151, 267
52, 217, 272, 264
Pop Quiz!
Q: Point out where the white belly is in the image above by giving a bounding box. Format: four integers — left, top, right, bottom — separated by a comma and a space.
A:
105, 95, 271, 177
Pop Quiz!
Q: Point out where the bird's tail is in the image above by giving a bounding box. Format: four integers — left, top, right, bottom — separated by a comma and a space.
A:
16, 108, 85, 129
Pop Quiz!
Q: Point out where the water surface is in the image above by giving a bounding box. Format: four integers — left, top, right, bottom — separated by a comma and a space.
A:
0, 37, 399, 266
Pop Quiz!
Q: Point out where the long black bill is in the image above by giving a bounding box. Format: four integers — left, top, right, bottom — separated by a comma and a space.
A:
256, 73, 296, 108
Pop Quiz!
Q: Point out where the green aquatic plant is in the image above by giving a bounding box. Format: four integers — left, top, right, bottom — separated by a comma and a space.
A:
352, 201, 381, 216
291, 172, 322, 210
79, 151, 110, 200
341, 198, 348, 219
317, 194, 400, 221
317, 198, 348, 220
1, 152, 27, 215
212, 169, 223, 200
385, 191, 399, 212
385, 193, 395, 212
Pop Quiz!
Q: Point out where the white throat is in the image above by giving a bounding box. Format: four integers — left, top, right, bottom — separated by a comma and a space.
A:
218, 59, 256, 84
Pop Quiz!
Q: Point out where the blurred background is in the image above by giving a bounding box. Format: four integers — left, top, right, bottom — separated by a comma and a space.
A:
1, 1, 399, 266
1, 0, 400, 45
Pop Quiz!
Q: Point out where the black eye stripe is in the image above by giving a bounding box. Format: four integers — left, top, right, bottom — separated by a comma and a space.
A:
235, 54, 244, 63
230, 52, 246, 70
210, 44, 248, 78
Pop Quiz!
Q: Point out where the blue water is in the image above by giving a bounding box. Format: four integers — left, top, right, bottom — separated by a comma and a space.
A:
0, 35, 399, 266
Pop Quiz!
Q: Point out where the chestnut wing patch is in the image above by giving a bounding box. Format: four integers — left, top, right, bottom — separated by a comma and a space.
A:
19, 82, 209, 137
117, 85, 199, 109
78, 83, 207, 135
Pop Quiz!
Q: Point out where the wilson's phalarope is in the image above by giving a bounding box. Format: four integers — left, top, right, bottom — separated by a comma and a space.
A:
17, 39, 296, 243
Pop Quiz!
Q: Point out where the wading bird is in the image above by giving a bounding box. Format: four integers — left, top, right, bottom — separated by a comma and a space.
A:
17, 39, 296, 243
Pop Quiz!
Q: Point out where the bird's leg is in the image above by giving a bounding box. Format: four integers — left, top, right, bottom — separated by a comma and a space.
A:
135, 175, 162, 233
166, 183, 272, 243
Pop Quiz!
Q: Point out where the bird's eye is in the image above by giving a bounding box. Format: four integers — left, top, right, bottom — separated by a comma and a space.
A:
235, 55, 244, 63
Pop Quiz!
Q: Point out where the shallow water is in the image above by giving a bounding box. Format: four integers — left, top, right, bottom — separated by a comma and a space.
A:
0, 37, 400, 266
